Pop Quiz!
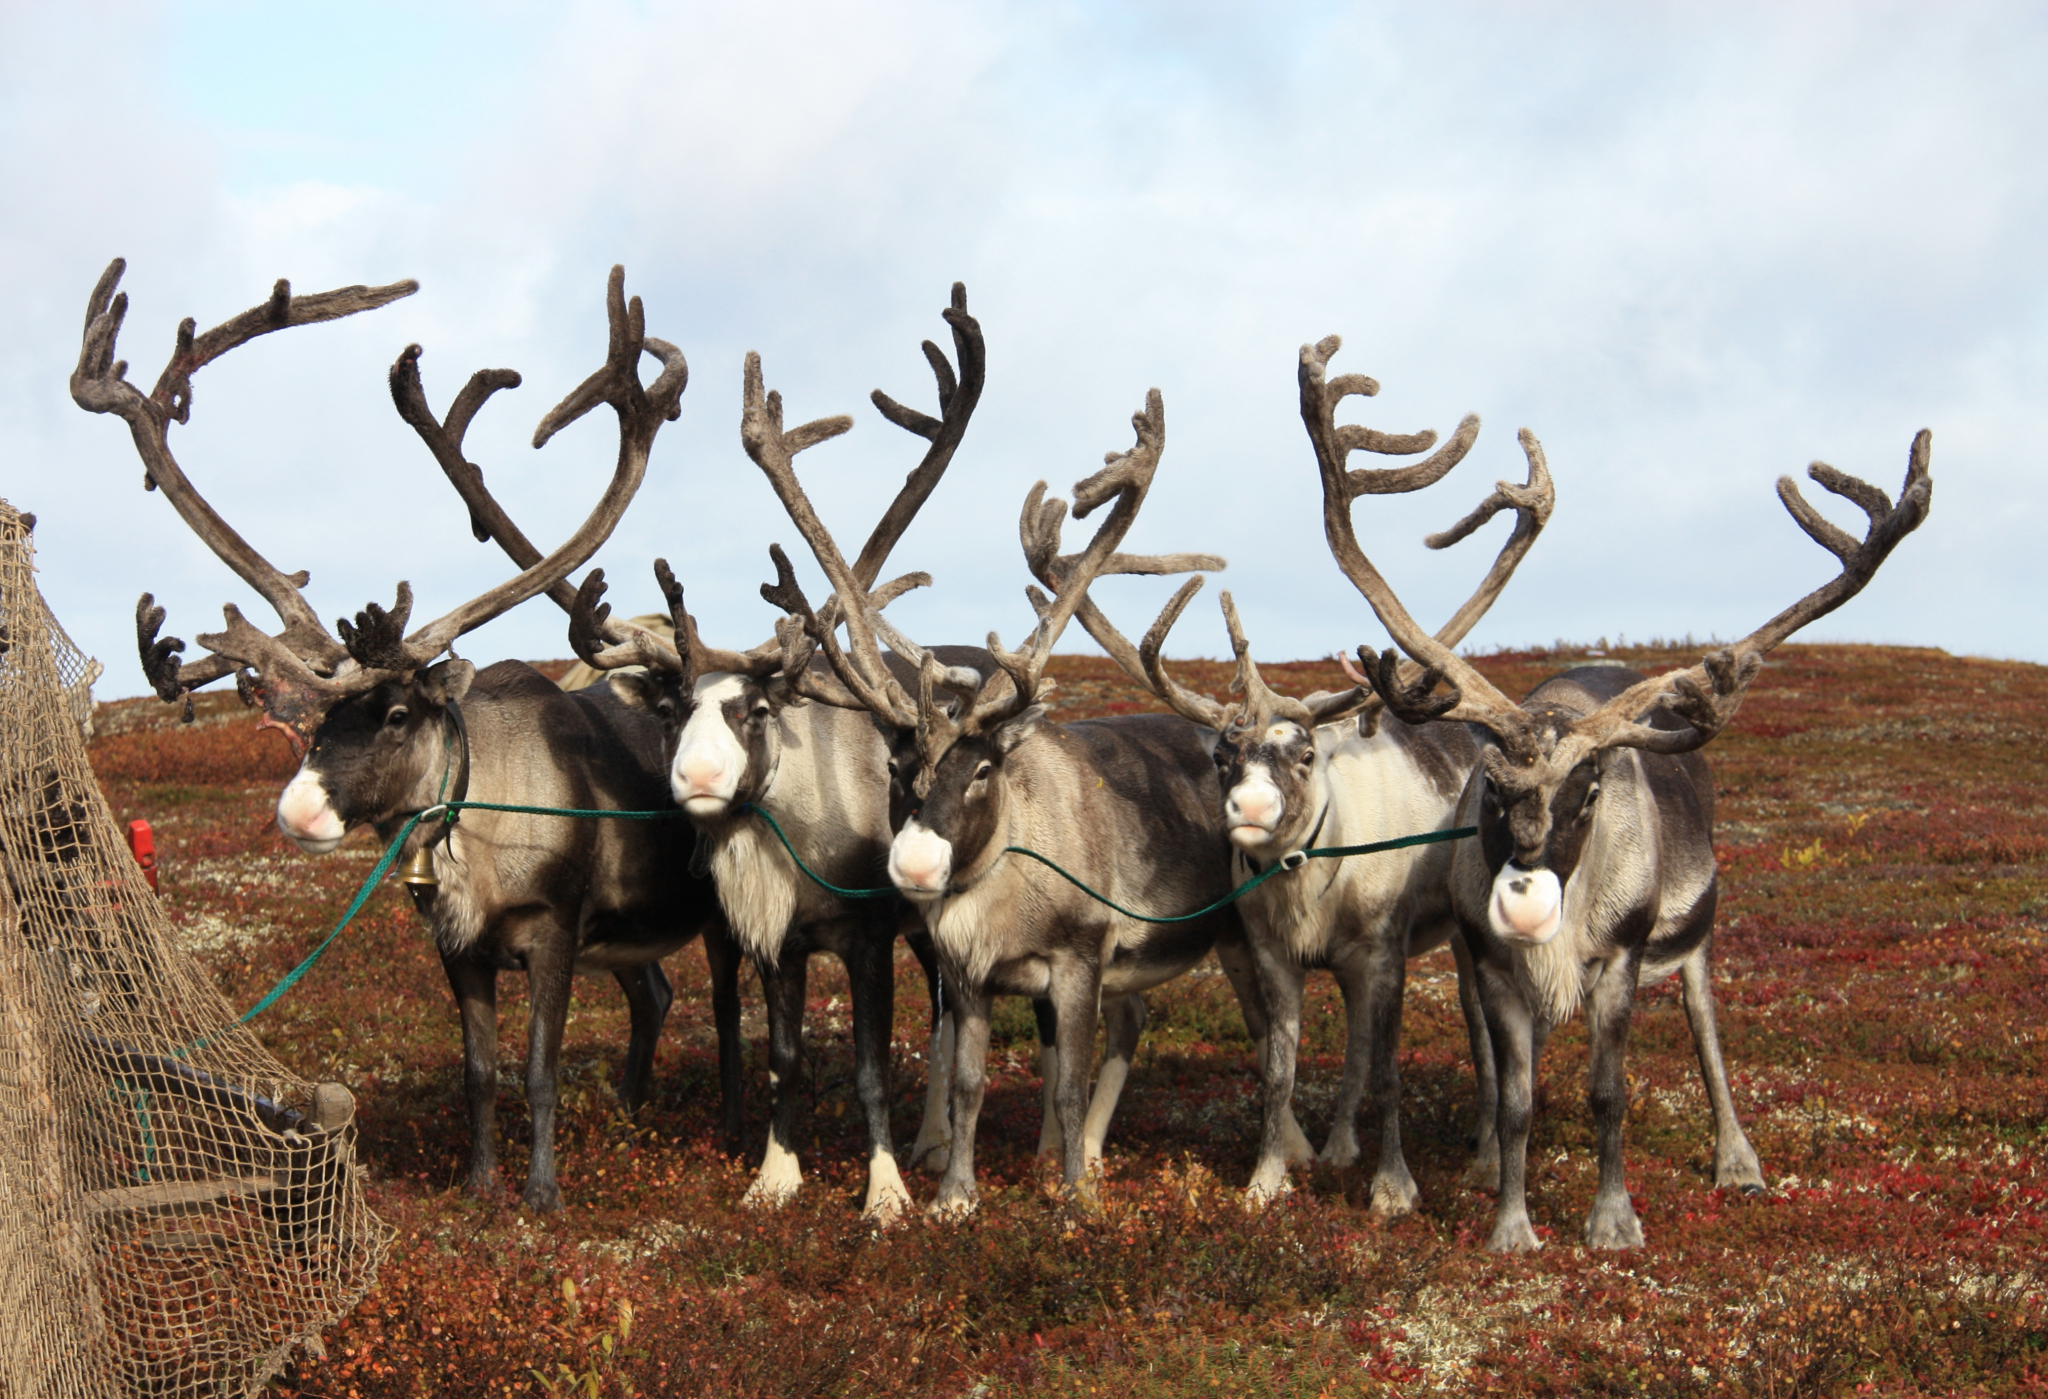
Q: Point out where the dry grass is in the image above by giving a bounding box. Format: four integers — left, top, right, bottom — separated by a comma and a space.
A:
87, 644, 2048, 1397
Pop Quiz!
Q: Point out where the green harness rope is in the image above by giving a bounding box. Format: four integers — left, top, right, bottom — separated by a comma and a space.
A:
742, 802, 1475, 925
240, 797, 1475, 1022
238, 799, 686, 1024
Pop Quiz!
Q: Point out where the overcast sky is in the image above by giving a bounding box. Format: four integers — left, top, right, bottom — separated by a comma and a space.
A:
5, 1, 2041, 701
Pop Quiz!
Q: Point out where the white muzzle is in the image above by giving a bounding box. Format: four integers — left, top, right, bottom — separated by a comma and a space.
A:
671, 687, 747, 816
276, 767, 347, 854
1224, 770, 1284, 850
889, 821, 952, 900
1488, 863, 1563, 945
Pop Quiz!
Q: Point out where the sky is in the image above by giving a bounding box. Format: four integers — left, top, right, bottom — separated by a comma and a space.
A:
4, 1, 2042, 702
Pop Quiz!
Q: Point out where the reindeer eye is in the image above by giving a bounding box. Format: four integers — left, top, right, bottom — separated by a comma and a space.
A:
973, 761, 993, 783
1580, 781, 1600, 815
383, 706, 408, 729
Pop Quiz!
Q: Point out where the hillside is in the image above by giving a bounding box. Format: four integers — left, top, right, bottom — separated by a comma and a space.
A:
88, 643, 2048, 1397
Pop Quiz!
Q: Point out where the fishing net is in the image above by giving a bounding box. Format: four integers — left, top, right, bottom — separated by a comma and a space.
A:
0, 501, 387, 1398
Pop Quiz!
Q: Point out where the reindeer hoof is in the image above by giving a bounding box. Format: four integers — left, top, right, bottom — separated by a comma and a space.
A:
1367, 1173, 1420, 1220
1316, 1136, 1361, 1170
1585, 1204, 1644, 1251
928, 1187, 978, 1220
1486, 1217, 1541, 1254
521, 1180, 562, 1213
905, 1136, 952, 1174
1461, 1157, 1502, 1193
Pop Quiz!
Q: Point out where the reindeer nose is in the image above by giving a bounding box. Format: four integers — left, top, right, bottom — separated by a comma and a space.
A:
889, 825, 952, 896
1227, 784, 1282, 831
676, 750, 730, 798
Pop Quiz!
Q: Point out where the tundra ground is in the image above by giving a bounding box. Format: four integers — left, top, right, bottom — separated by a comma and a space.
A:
89, 644, 2048, 1398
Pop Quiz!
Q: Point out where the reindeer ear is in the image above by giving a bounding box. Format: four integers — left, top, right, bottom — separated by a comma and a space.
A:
416, 658, 475, 708
605, 671, 662, 712
992, 704, 1048, 756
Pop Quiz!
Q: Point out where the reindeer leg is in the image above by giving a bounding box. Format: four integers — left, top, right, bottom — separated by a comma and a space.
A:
1481, 962, 1543, 1253
1453, 929, 1501, 1190
744, 953, 808, 1209
1347, 924, 1420, 1218
932, 978, 992, 1218
1216, 933, 1312, 1167
439, 949, 502, 1198
847, 926, 910, 1223
1678, 941, 1765, 1193
1048, 958, 1102, 1206
612, 961, 672, 1113
903, 926, 954, 1173
702, 922, 746, 1153
1033, 997, 1063, 1158
1082, 994, 1146, 1169
1244, 938, 1308, 1204
521, 935, 576, 1212
1584, 951, 1645, 1249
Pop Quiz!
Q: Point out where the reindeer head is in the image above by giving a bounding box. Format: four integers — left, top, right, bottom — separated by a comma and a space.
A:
1322, 326, 1932, 947
755, 381, 1216, 902
1122, 337, 1553, 865
567, 284, 986, 830
77, 261, 686, 849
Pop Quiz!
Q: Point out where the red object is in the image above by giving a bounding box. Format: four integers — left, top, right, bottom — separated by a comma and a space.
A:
127, 819, 158, 893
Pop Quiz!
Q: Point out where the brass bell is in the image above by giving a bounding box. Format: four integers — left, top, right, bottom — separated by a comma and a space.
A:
396, 846, 439, 890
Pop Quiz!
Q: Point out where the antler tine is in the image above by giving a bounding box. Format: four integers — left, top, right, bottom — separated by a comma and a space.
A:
1560, 430, 1933, 761
1302, 336, 1531, 746
834, 281, 986, 616
75, 259, 417, 704
759, 542, 921, 725
398, 265, 683, 665
741, 350, 931, 726
1217, 590, 1318, 728
653, 556, 779, 688
978, 389, 1173, 726
568, 569, 683, 674
1134, 576, 1232, 729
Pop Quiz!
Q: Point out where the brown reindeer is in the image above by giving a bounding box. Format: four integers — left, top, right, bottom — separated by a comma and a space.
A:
562, 285, 990, 1221
1322, 328, 1931, 1249
72, 260, 736, 1211
759, 387, 1313, 1213
1118, 359, 1553, 1215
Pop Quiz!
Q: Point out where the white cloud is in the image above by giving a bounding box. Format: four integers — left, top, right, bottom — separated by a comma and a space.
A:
2, 0, 2041, 710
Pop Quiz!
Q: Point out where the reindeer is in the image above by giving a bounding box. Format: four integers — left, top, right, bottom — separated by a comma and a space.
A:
1122, 357, 1553, 1215
561, 285, 990, 1221
71, 260, 737, 1212
760, 386, 1316, 1213
1324, 335, 1932, 1249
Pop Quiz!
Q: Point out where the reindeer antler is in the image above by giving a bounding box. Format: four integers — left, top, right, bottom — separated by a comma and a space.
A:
84, 260, 680, 743
1130, 335, 1551, 739
1542, 432, 1933, 763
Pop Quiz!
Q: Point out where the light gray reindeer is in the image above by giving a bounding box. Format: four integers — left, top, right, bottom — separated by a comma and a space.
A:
1333, 338, 1931, 1248
75, 261, 735, 1212
759, 388, 1309, 1213
559, 285, 989, 1221
1120, 350, 1553, 1214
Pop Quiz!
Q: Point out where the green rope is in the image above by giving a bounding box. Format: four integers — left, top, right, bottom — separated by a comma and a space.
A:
1000, 826, 1478, 925
236, 792, 1472, 1023
237, 799, 687, 1024
739, 802, 1475, 925
740, 804, 897, 899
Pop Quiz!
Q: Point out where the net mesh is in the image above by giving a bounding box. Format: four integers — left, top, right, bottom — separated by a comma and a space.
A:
0, 501, 387, 1398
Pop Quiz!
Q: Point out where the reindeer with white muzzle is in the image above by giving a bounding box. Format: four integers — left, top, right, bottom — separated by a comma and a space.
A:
73, 260, 740, 1212
1332, 337, 1932, 1247
1124, 336, 1554, 1216
562, 285, 995, 1221
760, 387, 1311, 1214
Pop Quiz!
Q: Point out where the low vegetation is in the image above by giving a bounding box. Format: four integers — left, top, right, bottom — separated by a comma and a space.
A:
88, 643, 2048, 1397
